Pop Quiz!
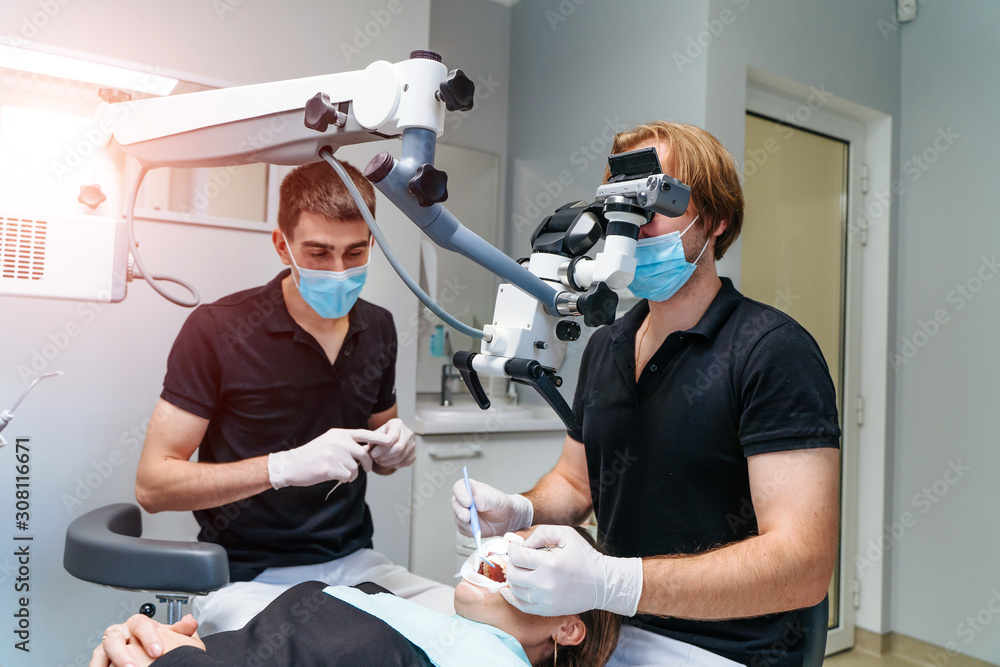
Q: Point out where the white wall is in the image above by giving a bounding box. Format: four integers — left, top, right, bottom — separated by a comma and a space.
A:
891, 2, 1000, 662
0, 2, 430, 665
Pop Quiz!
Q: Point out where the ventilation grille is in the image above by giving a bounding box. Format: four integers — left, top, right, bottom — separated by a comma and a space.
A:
1, 217, 46, 281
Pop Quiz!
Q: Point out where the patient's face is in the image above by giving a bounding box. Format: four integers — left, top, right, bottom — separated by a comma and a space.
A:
453, 529, 553, 643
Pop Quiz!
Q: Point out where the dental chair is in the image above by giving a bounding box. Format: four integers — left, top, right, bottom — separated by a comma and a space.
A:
64, 503, 229, 624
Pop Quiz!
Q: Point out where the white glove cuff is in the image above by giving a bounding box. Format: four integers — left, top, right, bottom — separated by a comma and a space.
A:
267, 452, 289, 490
510, 494, 534, 531
601, 556, 644, 617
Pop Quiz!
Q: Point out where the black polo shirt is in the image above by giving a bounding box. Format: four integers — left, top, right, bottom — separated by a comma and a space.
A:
161, 270, 397, 582
570, 278, 840, 667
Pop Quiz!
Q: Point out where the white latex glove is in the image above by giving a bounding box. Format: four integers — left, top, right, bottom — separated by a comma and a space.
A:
369, 418, 416, 469
452, 478, 533, 538
501, 524, 643, 617
267, 428, 390, 489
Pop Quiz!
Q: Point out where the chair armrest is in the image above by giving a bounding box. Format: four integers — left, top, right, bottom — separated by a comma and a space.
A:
64, 503, 229, 595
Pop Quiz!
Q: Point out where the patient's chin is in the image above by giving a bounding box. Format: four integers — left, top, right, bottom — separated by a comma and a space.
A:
454, 579, 488, 609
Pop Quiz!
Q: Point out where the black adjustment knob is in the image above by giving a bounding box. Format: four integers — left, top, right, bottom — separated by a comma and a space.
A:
577, 281, 618, 328
409, 50, 442, 62
436, 69, 475, 112
78, 184, 106, 209
408, 163, 449, 207
304, 92, 345, 132
556, 320, 581, 342
139, 603, 156, 618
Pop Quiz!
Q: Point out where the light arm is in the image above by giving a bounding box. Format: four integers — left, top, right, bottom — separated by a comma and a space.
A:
105, 58, 447, 168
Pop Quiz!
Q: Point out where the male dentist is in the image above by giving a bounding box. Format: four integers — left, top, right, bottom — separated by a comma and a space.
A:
137, 161, 453, 634
455, 121, 840, 667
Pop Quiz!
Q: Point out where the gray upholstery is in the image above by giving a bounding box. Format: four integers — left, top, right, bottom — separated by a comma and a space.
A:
801, 595, 830, 667
64, 503, 229, 595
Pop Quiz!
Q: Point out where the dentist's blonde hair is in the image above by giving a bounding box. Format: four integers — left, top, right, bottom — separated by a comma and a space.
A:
605, 121, 744, 260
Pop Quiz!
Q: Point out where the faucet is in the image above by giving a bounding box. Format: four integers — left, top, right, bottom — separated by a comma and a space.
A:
440, 363, 462, 406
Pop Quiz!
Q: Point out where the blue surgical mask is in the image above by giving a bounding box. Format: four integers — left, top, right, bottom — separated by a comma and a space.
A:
284, 235, 369, 319
628, 216, 710, 302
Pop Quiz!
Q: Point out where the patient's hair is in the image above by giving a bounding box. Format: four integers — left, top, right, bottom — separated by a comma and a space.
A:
541, 526, 622, 667
277, 160, 376, 239
604, 120, 744, 261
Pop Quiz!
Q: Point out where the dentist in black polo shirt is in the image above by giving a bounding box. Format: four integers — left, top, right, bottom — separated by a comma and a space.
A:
135, 161, 454, 636
454, 121, 841, 667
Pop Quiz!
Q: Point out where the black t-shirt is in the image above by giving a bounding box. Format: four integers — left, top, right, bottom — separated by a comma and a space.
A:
570, 278, 840, 667
161, 270, 397, 582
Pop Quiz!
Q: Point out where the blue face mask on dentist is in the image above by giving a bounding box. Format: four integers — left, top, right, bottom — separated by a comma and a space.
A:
284, 235, 369, 319
628, 215, 710, 302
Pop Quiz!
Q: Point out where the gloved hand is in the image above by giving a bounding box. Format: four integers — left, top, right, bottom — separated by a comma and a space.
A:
267, 428, 390, 490
369, 418, 416, 469
501, 524, 643, 617
452, 478, 533, 537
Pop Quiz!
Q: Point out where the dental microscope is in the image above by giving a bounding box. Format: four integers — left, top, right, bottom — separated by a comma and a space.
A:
96, 51, 691, 430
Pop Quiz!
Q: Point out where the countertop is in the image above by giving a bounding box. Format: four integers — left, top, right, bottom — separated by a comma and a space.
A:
413, 398, 566, 435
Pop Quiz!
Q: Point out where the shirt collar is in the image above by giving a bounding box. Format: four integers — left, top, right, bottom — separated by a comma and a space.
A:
610, 277, 743, 343
263, 269, 369, 338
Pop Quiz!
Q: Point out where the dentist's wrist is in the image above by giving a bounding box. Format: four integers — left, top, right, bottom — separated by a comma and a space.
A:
599, 555, 644, 617
509, 494, 534, 532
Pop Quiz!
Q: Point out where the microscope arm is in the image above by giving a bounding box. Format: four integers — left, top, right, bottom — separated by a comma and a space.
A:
103, 53, 590, 426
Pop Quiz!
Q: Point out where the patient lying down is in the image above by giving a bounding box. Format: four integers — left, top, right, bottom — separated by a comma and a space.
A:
90, 527, 620, 667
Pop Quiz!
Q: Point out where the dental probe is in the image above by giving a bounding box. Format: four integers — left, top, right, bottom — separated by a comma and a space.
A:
325, 443, 372, 500
463, 465, 484, 558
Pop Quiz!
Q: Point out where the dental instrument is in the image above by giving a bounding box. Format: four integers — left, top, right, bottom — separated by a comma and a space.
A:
0, 371, 63, 446
463, 465, 483, 558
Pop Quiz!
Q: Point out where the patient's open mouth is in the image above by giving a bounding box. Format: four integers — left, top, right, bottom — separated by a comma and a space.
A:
478, 555, 507, 583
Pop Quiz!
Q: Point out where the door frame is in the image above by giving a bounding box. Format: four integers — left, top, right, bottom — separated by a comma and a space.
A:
745, 77, 892, 654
